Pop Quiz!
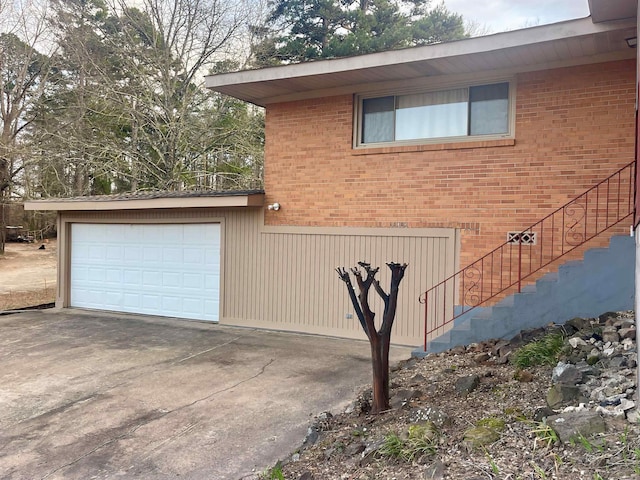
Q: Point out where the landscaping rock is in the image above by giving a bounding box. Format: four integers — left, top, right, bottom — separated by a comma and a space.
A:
566, 316, 593, 331
602, 326, 621, 344
410, 406, 450, 428
473, 352, 490, 363
462, 426, 500, 449
409, 373, 427, 386
547, 383, 584, 409
390, 389, 420, 408
552, 362, 582, 385
344, 442, 365, 456
619, 327, 636, 340
455, 375, 480, 395
423, 459, 445, 479
547, 411, 606, 443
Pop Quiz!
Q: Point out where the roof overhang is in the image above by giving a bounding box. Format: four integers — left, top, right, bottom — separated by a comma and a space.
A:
205, 16, 637, 107
24, 191, 265, 211
589, 0, 636, 23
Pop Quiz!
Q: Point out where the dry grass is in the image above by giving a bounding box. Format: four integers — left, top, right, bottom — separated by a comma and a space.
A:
0, 288, 55, 311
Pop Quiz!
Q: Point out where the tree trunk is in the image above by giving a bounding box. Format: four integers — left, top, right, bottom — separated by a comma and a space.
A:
0, 197, 6, 255
370, 331, 391, 414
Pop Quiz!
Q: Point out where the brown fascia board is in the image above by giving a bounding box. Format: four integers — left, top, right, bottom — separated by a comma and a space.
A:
205, 16, 635, 106
24, 193, 265, 211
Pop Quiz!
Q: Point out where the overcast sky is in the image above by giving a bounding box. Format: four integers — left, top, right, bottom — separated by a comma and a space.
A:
444, 0, 591, 34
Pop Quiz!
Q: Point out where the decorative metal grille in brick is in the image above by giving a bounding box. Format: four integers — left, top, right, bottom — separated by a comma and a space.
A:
507, 231, 537, 245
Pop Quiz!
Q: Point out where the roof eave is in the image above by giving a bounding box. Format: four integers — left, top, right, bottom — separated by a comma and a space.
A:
24, 193, 266, 211
205, 16, 637, 106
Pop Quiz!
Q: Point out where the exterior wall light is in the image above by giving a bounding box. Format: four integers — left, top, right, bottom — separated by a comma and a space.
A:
267, 203, 280, 211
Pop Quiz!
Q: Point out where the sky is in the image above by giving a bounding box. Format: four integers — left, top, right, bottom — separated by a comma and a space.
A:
443, 0, 591, 34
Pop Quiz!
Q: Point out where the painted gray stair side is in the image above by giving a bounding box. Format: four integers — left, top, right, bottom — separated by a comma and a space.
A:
415, 235, 635, 356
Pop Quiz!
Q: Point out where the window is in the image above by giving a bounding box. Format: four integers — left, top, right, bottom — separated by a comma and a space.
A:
358, 82, 511, 146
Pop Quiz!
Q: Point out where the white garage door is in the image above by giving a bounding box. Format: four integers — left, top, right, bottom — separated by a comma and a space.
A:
70, 223, 220, 321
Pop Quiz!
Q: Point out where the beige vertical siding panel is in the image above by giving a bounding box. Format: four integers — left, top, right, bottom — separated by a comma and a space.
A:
319, 234, 326, 329
308, 234, 316, 328
313, 234, 323, 329
326, 234, 335, 330
267, 232, 276, 323
288, 235, 302, 323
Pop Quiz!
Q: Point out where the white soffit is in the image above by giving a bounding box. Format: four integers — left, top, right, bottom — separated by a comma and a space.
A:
205, 17, 637, 106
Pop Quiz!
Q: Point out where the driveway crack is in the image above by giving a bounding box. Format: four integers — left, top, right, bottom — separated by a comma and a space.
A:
38, 358, 275, 479
173, 335, 244, 364
174, 358, 275, 411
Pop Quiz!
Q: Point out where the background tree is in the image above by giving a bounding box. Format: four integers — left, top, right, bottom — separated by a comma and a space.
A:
26, 0, 264, 196
253, 0, 466, 64
337, 262, 408, 414
0, 1, 54, 253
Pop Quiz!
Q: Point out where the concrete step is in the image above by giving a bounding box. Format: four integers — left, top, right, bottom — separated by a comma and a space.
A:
414, 235, 635, 357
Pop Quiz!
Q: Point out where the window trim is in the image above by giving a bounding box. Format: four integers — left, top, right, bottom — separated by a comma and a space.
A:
353, 78, 516, 149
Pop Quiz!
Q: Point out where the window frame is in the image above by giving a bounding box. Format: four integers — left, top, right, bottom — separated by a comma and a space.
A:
353, 78, 516, 149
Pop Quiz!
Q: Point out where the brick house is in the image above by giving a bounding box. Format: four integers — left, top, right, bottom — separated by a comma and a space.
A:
27, 0, 638, 350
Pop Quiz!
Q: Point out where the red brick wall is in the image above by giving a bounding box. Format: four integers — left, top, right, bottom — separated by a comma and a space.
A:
264, 60, 636, 271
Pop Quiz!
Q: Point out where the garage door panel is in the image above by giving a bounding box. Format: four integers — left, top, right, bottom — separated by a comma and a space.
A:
204, 274, 219, 290
106, 246, 123, 260
124, 247, 141, 261
71, 223, 220, 322
123, 269, 142, 285
119, 292, 136, 306
104, 292, 123, 308
161, 296, 182, 312
163, 247, 182, 263
142, 271, 162, 287
105, 269, 122, 283
183, 273, 203, 289
162, 272, 181, 288
141, 294, 160, 309
183, 248, 204, 264
143, 246, 162, 262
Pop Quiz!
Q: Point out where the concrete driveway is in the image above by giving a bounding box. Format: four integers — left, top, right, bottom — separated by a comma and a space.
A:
0, 310, 411, 479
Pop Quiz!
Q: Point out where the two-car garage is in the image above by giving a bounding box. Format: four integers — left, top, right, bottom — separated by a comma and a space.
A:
25, 191, 266, 327
25, 192, 458, 346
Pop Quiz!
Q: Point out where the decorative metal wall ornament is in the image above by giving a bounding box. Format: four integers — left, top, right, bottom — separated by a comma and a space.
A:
564, 199, 586, 246
463, 265, 482, 307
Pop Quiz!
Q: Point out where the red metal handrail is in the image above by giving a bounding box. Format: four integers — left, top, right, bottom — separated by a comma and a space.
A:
419, 161, 636, 351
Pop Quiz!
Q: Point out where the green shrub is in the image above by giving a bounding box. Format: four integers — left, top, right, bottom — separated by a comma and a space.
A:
512, 332, 565, 368
379, 422, 439, 462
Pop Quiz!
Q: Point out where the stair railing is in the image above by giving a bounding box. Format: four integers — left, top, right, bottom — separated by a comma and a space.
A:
419, 160, 636, 352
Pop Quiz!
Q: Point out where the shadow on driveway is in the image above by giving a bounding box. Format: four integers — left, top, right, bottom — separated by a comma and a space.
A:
0, 310, 411, 479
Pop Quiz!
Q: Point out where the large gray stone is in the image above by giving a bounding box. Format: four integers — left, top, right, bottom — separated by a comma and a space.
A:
602, 326, 621, 344
547, 383, 584, 409
455, 375, 480, 395
547, 411, 606, 443
552, 363, 583, 385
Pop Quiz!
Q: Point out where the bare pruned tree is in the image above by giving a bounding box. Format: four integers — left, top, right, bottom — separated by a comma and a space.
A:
337, 262, 408, 414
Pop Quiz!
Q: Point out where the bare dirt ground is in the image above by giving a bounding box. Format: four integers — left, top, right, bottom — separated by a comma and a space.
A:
0, 239, 57, 310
